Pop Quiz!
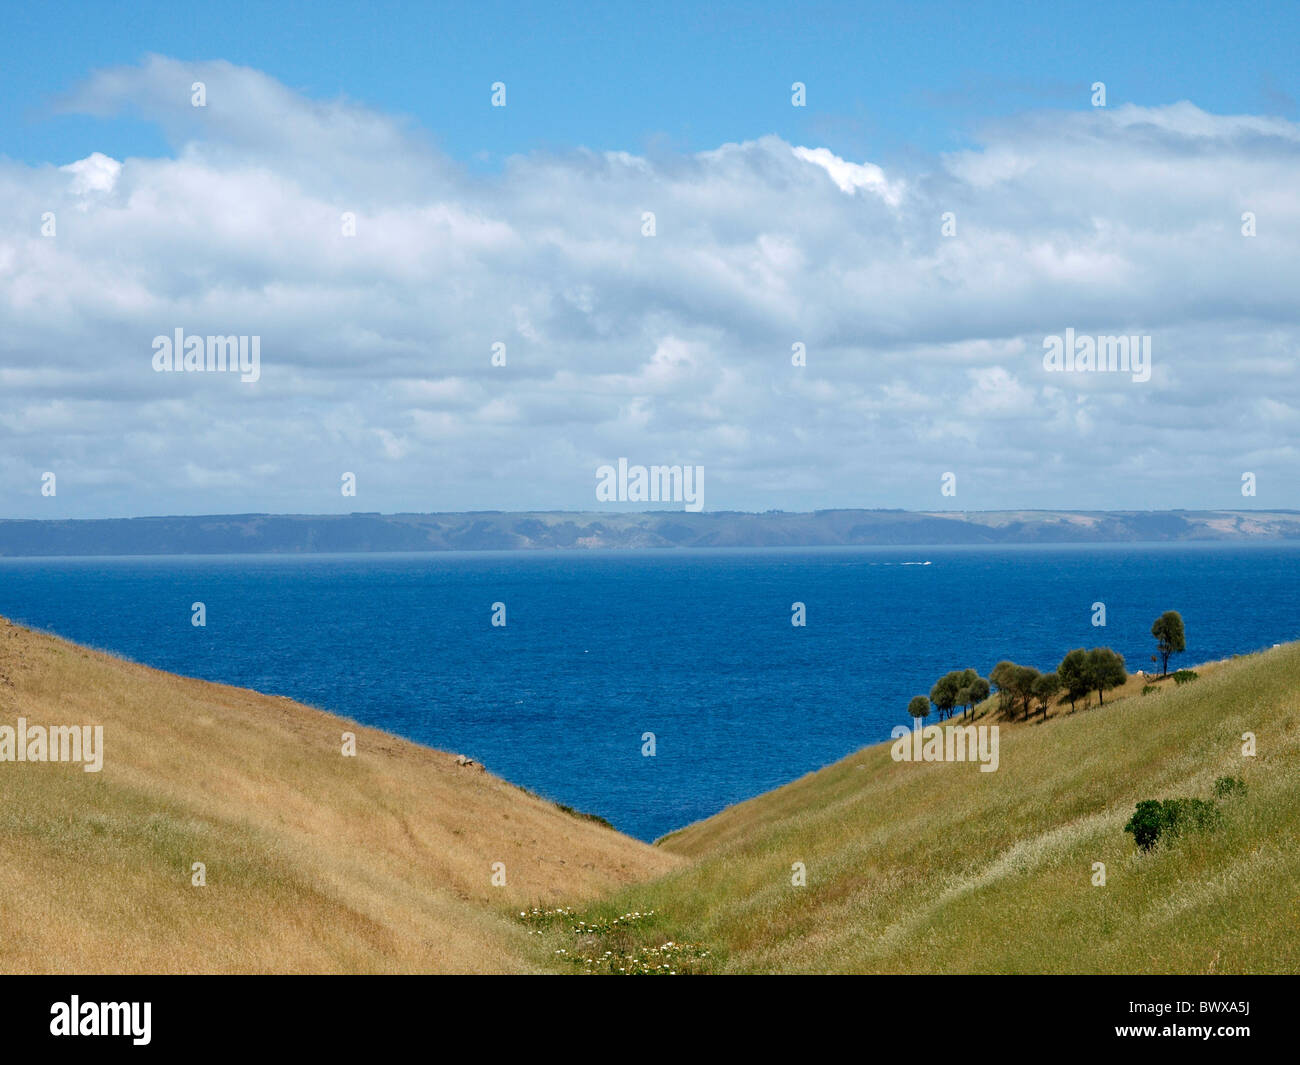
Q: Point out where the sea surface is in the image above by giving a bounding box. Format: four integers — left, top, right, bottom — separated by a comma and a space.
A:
0, 543, 1296, 841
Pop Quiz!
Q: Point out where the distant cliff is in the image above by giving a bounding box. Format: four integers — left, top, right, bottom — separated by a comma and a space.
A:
1, 509, 1298, 556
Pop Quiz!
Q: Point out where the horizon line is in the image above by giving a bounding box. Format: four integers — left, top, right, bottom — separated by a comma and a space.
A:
5, 506, 1300, 522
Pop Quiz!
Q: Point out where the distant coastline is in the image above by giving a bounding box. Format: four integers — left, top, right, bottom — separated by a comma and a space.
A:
2, 508, 1298, 557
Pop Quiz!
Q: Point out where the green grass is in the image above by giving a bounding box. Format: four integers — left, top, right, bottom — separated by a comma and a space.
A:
564, 642, 1300, 973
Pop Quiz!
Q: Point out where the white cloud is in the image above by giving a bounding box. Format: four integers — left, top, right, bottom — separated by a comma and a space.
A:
60, 151, 121, 197
1, 57, 1298, 517
791, 145, 905, 205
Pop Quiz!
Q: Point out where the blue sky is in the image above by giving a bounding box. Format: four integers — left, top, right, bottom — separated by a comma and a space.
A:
5, 0, 1297, 169
2, 3, 1299, 518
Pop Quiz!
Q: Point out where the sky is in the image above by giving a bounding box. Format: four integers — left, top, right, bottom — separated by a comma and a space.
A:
2, 1, 1298, 518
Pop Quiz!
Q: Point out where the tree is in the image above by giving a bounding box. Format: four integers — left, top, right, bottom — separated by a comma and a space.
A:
955, 670, 990, 720
930, 672, 962, 721
1013, 665, 1041, 720
1087, 647, 1127, 705
1151, 611, 1186, 677
1033, 672, 1062, 718
989, 661, 1018, 715
907, 695, 930, 723
1057, 648, 1092, 711
990, 661, 1040, 720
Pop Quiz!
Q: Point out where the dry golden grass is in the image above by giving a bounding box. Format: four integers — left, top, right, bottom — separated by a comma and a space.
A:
0, 616, 678, 973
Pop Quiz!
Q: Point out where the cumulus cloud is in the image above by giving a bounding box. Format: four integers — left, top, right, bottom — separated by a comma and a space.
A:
1, 56, 1298, 517
59, 151, 121, 197
791, 145, 904, 205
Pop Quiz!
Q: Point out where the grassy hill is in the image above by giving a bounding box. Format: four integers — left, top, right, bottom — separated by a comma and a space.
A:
4, 611, 1297, 974
0, 616, 678, 973
539, 643, 1300, 973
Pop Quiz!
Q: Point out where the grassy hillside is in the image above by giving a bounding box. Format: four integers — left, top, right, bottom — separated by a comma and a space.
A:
0, 616, 678, 973
4, 609, 1297, 975
552, 643, 1299, 973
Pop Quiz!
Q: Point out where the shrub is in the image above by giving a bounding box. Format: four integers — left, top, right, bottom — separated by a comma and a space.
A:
1213, 775, 1247, 800
1124, 801, 1166, 851
1173, 798, 1223, 834
1124, 797, 1222, 851
1141, 684, 1158, 695
1172, 669, 1199, 685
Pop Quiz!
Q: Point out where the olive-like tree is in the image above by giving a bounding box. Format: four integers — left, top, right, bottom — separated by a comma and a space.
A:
1013, 665, 1041, 720
930, 672, 962, 721
1088, 647, 1128, 705
1033, 672, 1062, 718
955, 671, 990, 719
989, 661, 1018, 715
1151, 611, 1186, 677
1058, 648, 1093, 711
989, 661, 1041, 719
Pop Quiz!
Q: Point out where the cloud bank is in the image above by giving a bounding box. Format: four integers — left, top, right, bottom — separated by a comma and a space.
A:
2, 55, 1298, 517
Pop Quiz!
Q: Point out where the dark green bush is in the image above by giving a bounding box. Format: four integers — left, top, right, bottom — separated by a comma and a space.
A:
1124, 800, 1166, 851
1141, 684, 1158, 695
1125, 797, 1222, 851
1213, 775, 1247, 800
1172, 669, 1199, 685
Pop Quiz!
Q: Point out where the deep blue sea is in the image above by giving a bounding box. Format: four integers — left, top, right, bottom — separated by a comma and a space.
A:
0, 544, 1296, 840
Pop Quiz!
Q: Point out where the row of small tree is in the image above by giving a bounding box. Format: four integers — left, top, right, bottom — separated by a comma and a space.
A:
910, 647, 1123, 725
907, 611, 1186, 724
1002, 647, 1128, 719
910, 668, 991, 723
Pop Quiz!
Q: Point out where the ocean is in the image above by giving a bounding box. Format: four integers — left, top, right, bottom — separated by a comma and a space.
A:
0, 543, 1296, 840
